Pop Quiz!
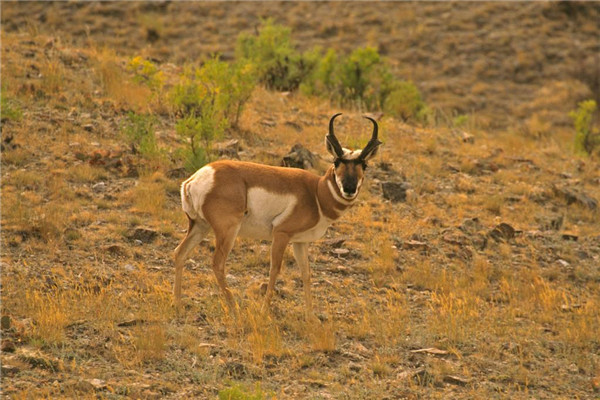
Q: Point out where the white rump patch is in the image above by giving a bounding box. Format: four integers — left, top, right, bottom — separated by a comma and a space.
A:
181, 165, 215, 220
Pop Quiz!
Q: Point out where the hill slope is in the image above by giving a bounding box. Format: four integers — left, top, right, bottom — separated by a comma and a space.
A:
1, 4, 600, 399
2, 1, 599, 133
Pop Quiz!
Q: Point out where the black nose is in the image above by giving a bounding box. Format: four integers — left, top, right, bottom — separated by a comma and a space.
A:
343, 178, 357, 194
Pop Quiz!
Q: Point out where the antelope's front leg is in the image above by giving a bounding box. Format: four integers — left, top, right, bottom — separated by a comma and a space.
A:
292, 242, 313, 317
262, 232, 290, 311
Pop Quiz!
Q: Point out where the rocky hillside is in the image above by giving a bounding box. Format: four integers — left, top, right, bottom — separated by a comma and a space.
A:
1, 3, 600, 399
2, 2, 599, 132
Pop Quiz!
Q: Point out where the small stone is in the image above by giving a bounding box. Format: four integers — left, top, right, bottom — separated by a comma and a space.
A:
105, 244, 126, 256
459, 130, 474, 143
410, 347, 449, 356
260, 119, 277, 127
88, 378, 107, 390
1, 315, 11, 330
1, 364, 19, 374
489, 223, 516, 242
281, 143, 317, 170
92, 182, 106, 193
557, 259, 570, 268
443, 375, 471, 386
321, 238, 347, 248
214, 139, 240, 158
402, 240, 429, 251
553, 185, 598, 210
117, 318, 145, 327
166, 167, 188, 179
83, 124, 94, 132
561, 233, 578, 241
332, 248, 350, 257
123, 264, 136, 272
381, 181, 410, 203
348, 362, 362, 372
127, 227, 159, 244
1, 339, 16, 353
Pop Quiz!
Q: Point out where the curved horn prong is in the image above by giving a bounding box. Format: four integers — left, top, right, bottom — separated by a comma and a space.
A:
360, 116, 382, 160
326, 113, 344, 158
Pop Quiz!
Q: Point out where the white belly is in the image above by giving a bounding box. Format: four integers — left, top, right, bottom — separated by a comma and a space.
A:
291, 215, 332, 243
237, 188, 297, 240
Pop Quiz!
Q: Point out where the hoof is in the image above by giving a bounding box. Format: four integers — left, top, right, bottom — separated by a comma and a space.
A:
259, 282, 268, 296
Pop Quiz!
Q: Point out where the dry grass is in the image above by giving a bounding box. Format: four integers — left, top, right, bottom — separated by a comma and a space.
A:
1, 7, 600, 398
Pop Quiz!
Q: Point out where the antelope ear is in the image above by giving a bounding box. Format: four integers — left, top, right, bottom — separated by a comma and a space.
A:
325, 135, 339, 157
360, 143, 381, 161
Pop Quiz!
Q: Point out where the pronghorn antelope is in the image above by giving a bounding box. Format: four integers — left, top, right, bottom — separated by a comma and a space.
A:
173, 113, 381, 313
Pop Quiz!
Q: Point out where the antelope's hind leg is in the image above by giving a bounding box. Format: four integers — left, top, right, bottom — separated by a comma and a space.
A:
262, 232, 291, 312
210, 221, 242, 310
174, 216, 210, 306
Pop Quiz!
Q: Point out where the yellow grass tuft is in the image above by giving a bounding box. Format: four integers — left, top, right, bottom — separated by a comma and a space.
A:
40, 58, 65, 94
92, 47, 152, 112
66, 163, 107, 184
25, 291, 70, 346
127, 175, 168, 218
305, 317, 336, 352
243, 305, 286, 364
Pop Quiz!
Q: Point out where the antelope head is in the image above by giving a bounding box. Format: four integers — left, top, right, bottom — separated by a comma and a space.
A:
325, 113, 382, 200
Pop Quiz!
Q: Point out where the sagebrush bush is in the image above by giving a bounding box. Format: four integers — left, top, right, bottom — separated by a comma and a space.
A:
336, 47, 393, 110
383, 80, 428, 122
175, 113, 224, 172
302, 46, 427, 121
200, 58, 257, 128
169, 57, 254, 172
1, 90, 23, 123
218, 383, 267, 400
120, 112, 159, 157
128, 56, 164, 92
236, 19, 317, 91
570, 99, 599, 156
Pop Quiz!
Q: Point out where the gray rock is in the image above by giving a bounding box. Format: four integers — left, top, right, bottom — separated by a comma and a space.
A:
381, 181, 411, 202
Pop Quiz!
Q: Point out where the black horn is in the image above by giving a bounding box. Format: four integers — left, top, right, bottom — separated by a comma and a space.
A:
326, 113, 344, 158
359, 116, 382, 160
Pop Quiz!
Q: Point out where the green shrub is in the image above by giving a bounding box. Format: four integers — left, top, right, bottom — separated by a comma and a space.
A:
199, 58, 257, 128
1, 92, 23, 123
336, 47, 393, 110
120, 112, 159, 157
383, 80, 428, 122
218, 383, 268, 400
300, 48, 337, 98
236, 19, 316, 91
302, 46, 427, 121
128, 56, 164, 92
175, 113, 225, 172
570, 99, 599, 156
170, 57, 256, 171
169, 66, 207, 117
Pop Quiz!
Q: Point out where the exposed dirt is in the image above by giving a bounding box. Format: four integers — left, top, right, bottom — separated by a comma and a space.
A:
1, 2, 600, 399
